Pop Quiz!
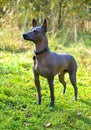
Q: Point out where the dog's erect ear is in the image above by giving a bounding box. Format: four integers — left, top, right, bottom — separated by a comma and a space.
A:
32, 18, 37, 27
42, 19, 47, 33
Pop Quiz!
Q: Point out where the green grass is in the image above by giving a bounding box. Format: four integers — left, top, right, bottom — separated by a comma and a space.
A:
0, 43, 91, 130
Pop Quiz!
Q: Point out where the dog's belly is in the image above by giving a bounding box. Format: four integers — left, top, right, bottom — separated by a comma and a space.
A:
38, 68, 50, 77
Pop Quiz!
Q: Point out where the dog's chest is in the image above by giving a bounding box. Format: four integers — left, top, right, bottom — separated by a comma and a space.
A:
34, 59, 52, 77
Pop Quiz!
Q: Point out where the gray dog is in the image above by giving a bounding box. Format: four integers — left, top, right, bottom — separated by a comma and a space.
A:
23, 19, 78, 107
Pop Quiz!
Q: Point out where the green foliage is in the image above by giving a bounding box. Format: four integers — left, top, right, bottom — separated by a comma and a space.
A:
0, 0, 91, 32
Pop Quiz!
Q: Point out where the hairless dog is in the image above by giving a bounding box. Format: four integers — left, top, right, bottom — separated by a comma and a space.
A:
23, 19, 78, 107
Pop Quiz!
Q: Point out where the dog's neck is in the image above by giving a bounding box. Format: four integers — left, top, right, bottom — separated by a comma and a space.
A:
34, 36, 50, 53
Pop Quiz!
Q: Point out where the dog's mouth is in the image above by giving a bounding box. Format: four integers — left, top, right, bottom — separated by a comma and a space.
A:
23, 33, 42, 43
23, 34, 32, 41
23, 34, 28, 40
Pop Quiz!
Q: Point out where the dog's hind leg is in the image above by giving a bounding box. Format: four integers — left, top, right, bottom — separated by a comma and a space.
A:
58, 72, 66, 94
69, 71, 78, 101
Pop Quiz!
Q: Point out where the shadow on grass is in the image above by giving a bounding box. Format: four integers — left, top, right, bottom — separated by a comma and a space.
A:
80, 99, 91, 106
78, 115, 91, 125
67, 109, 91, 127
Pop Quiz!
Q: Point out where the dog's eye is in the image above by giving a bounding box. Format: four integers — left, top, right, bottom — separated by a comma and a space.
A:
34, 30, 38, 34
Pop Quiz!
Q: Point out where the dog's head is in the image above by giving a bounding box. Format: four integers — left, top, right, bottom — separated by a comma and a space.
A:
23, 19, 47, 44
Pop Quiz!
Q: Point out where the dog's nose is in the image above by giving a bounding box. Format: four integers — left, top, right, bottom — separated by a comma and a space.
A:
23, 34, 26, 39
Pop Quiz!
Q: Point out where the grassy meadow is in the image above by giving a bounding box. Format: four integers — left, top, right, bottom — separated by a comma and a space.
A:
0, 28, 91, 130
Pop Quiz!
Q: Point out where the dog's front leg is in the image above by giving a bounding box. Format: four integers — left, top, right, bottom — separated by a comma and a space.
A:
47, 77, 55, 107
34, 73, 41, 105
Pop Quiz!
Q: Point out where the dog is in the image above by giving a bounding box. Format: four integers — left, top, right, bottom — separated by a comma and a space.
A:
23, 19, 78, 107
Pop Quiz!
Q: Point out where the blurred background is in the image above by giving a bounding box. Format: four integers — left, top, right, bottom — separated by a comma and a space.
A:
0, 0, 91, 51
